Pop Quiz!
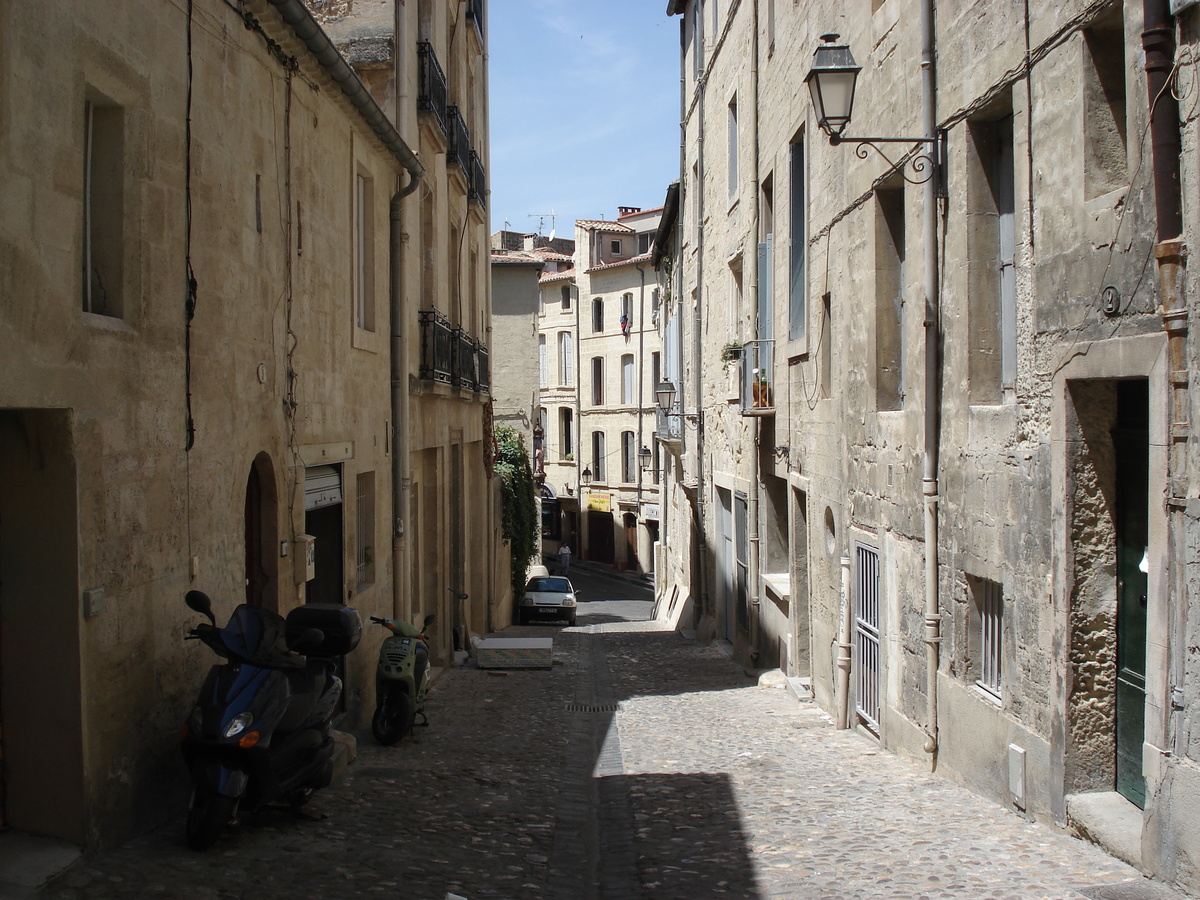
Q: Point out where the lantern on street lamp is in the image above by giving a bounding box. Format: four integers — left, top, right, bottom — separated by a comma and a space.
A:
805, 33, 861, 142
580, 466, 592, 486
655, 380, 677, 414
638, 446, 653, 471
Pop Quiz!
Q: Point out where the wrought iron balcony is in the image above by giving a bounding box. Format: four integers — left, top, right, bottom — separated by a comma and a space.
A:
468, 149, 486, 207
477, 343, 490, 393
656, 403, 683, 445
419, 309, 454, 384
447, 106, 471, 181
740, 339, 775, 416
419, 309, 489, 394
417, 42, 448, 138
452, 327, 476, 390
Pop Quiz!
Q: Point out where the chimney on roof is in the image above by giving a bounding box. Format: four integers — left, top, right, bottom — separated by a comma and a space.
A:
617, 207, 641, 217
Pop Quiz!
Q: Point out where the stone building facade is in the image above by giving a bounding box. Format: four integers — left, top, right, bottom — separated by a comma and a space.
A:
537, 210, 665, 574
657, 0, 1200, 893
490, 249, 546, 447
0, 0, 495, 847
315, 0, 498, 663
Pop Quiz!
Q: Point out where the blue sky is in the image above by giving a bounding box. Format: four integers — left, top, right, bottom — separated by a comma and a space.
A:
488, 1, 681, 238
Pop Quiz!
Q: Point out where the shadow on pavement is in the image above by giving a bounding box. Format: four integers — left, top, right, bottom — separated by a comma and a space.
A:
616, 771, 763, 898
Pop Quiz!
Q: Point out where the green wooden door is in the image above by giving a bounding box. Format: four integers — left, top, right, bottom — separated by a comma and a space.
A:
1113, 384, 1148, 808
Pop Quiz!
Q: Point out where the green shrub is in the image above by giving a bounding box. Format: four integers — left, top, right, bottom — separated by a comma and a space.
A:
494, 426, 539, 602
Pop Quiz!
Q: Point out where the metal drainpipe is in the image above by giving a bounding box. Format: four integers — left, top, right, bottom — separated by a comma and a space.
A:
574, 279, 583, 554
637, 263, 647, 537
675, 15, 696, 615
390, 183, 418, 615
746, 0, 762, 662
836, 553, 853, 728
920, 0, 942, 757
693, 27, 709, 629
1141, 0, 1187, 751
389, 3, 421, 620
390, 4, 411, 621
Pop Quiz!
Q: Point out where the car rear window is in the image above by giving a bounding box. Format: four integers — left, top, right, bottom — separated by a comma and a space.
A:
527, 577, 570, 592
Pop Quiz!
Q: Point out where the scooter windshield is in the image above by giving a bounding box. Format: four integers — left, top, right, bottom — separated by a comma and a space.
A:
220, 605, 305, 669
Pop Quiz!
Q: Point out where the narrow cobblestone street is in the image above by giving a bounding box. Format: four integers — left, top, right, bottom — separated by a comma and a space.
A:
32, 572, 1191, 900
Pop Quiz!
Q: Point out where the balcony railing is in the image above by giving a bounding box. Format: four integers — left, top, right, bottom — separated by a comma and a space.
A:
419, 309, 454, 384
655, 393, 683, 444
419, 310, 489, 394
447, 106, 471, 181
468, 149, 486, 207
478, 343, 490, 392
453, 327, 476, 389
417, 42, 448, 138
740, 339, 775, 416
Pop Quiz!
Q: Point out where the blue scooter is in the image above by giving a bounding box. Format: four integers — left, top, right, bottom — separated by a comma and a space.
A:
179, 591, 360, 849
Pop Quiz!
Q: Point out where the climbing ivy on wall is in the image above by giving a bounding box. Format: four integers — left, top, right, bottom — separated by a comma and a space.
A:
494, 426, 539, 601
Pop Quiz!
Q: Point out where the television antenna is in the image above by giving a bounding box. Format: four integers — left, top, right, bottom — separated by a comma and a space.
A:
528, 211, 557, 236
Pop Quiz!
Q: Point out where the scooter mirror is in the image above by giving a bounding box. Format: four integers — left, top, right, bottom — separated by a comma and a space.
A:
185, 590, 216, 624
423, 613, 437, 629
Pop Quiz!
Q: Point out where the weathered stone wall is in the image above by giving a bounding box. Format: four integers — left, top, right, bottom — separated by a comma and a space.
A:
0, 0, 494, 847
661, 0, 1200, 892
1064, 380, 1120, 794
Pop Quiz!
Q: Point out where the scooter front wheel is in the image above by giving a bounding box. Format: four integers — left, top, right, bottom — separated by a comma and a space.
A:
186, 784, 238, 851
372, 690, 416, 745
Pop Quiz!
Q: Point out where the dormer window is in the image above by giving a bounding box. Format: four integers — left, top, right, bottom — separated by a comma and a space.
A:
611, 240, 622, 256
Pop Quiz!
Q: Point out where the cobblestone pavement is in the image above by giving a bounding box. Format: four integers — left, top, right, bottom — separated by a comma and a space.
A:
36, 613, 1192, 900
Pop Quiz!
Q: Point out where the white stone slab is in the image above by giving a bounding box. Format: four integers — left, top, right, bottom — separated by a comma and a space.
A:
475, 637, 554, 668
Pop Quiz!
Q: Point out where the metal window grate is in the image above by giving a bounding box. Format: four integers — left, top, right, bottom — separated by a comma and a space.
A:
977, 579, 1003, 696
855, 544, 881, 730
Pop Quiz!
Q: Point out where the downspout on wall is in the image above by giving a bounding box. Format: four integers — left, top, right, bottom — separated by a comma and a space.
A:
836, 553, 853, 728
920, 0, 942, 758
390, 182, 417, 617
694, 51, 710, 637
1140, 0, 1187, 757
390, 4, 421, 621
746, 0, 762, 663
637, 262, 647, 539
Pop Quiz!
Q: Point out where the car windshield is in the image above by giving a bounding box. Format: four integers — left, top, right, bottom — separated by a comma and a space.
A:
527, 577, 570, 593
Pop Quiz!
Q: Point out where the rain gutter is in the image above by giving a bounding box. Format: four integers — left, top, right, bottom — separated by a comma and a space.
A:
267, 0, 423, 194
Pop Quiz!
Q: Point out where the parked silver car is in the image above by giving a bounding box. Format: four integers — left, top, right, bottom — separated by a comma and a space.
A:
519, 575, 579, 626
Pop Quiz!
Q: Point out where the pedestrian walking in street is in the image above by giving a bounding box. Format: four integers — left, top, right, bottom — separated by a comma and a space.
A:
558, 543, 572, 574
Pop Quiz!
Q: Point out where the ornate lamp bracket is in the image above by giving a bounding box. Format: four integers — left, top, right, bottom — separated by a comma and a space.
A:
829, 131, 946, 196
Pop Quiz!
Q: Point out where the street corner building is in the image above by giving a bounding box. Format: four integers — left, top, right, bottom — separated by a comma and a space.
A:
655, 0, 1200, 895
0, 0, 496, 847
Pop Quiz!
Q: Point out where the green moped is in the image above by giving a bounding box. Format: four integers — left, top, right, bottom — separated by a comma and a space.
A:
369, 613, 435, 745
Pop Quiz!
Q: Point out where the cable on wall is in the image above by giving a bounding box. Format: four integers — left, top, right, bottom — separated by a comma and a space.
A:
184, 0, 197, 568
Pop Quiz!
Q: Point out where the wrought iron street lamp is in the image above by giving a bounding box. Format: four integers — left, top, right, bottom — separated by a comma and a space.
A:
638, 446, 653, 471
655, 380, 677, 414
804, 33, 860, 141
805, 32, 944, 191
580, 466, 592, 486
